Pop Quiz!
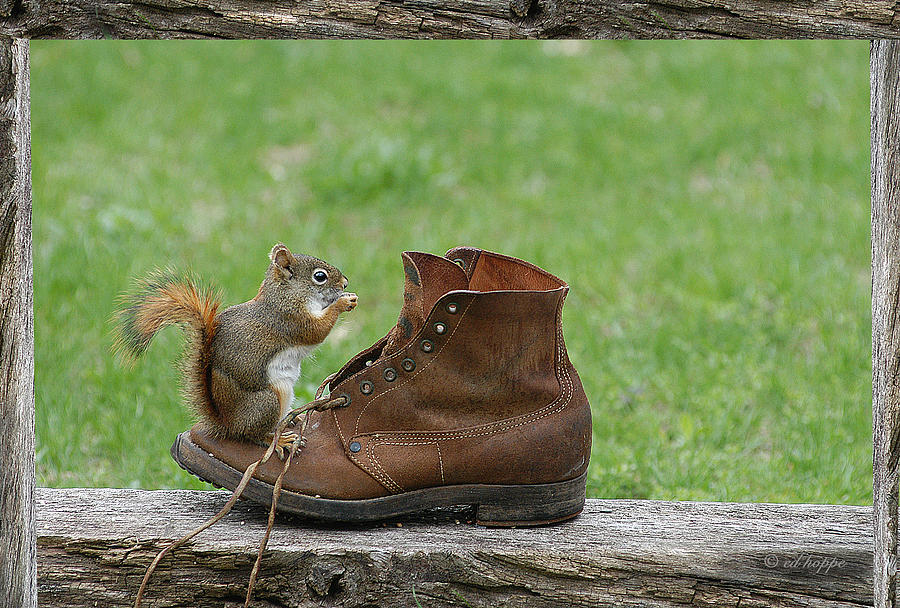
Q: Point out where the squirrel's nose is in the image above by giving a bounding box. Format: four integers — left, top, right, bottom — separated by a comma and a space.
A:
342, 277, 349, 289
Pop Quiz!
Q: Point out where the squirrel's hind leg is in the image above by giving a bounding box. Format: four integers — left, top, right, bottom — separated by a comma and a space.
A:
209, 367, 303, 459
211, 370, 283, 444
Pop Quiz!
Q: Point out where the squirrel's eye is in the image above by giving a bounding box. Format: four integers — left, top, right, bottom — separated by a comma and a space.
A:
312, 269, 328, 285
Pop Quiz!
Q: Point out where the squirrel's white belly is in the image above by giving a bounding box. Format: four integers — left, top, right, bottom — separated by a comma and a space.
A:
267, 345, 316, 417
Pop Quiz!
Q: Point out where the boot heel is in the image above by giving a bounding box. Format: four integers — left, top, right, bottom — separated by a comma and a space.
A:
474, 471, 587, 527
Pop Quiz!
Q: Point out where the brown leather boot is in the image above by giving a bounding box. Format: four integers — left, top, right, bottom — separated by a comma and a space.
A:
172, 247, 592, 526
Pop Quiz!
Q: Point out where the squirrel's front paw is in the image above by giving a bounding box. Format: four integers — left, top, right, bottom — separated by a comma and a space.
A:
337, 292, 358, 312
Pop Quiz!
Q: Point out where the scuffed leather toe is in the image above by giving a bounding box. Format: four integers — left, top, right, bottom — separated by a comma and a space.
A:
189, 408, 387, 500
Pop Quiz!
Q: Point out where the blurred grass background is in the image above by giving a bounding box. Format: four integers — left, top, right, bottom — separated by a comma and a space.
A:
31, 41, 870, 503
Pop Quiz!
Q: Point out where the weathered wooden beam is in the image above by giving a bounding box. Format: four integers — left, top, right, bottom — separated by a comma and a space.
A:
874, 39, 900, 608
37, 488, 871, 607
0, 0, 898, 39
0, 37, 34, 608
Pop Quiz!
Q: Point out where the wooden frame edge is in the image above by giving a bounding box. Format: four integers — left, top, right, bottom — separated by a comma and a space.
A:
0, 37, 892, 608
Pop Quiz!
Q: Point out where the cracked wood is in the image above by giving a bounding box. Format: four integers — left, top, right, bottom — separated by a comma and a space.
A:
873, 39, 900, 608
0, 36, 34, 608
0, 0, 899, 38
37, 488, 871, 607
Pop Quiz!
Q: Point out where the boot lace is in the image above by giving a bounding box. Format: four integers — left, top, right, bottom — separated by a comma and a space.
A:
135, 373, 346, 608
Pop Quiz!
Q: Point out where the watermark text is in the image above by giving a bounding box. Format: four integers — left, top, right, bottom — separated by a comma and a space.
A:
763, 553, 846, 574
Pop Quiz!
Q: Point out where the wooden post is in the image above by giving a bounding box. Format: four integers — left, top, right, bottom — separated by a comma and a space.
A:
0, 37, 33, 608
873, 39, 900, 608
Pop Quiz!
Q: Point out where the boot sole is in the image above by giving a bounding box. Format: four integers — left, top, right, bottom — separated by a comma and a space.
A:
171, 431, 586, 527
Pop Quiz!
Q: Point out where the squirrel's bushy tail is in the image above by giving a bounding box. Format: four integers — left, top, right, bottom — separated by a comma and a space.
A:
113, 269, 222, 427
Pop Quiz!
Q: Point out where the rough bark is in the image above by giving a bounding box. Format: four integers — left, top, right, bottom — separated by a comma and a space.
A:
37, 488, 871, 608
0, 37, 33, 608
0, 0, 898, 39
874, 39, 900, 608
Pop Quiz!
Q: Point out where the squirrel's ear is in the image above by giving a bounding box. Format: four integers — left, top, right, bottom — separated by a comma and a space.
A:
269, 244, 294, 279
269, 243, 291, 262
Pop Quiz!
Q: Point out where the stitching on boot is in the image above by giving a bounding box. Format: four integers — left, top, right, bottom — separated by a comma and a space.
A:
346, 298, 474, 493
334, 409, 391, 492
367, 361, 571, 443
348, 291, 575, 493
332, 409, 347, 445
363, 294, 574, 491
366, 440, 403, 493
436, 442, 445, 483
353, 352, 572, 493
370, 440, 445, 490
352, 297, 475, 436
351, 455, 392, 493
369, 441, 402, 492
332, 409, 403, 494
346, 433, 392, 493
365, 292, 573, 444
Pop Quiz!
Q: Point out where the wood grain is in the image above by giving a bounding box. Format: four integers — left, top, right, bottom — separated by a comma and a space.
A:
873, 39, 900, 608
0, 0, 899, 39
37, 488, 872, 607
0, 15, 886, 608
0, 36, 34, 608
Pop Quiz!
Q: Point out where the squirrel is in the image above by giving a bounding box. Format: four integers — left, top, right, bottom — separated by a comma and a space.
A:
113, 243, 357, 452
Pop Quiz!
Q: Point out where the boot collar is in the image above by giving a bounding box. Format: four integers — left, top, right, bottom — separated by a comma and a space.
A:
447, 247, 567, 292
328, 248, 568, 388
382, 252, 469, 356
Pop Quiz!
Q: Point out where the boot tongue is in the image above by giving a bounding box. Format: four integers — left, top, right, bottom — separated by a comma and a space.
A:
383, 251, 469, 356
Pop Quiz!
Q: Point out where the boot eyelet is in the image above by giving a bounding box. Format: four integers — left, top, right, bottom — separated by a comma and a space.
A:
349, 441, 361, 453
401, 358, 416, 372
337, 393, 351, 407
434, 322, 447, 335
383, 367, 398, 382
446, 302, 458, 314
359, 380, 373, 395
453, 258, 465, 269
421, 339, 434, 353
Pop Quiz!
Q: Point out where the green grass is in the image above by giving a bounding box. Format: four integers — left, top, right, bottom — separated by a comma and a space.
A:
31, 41, 871, 503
